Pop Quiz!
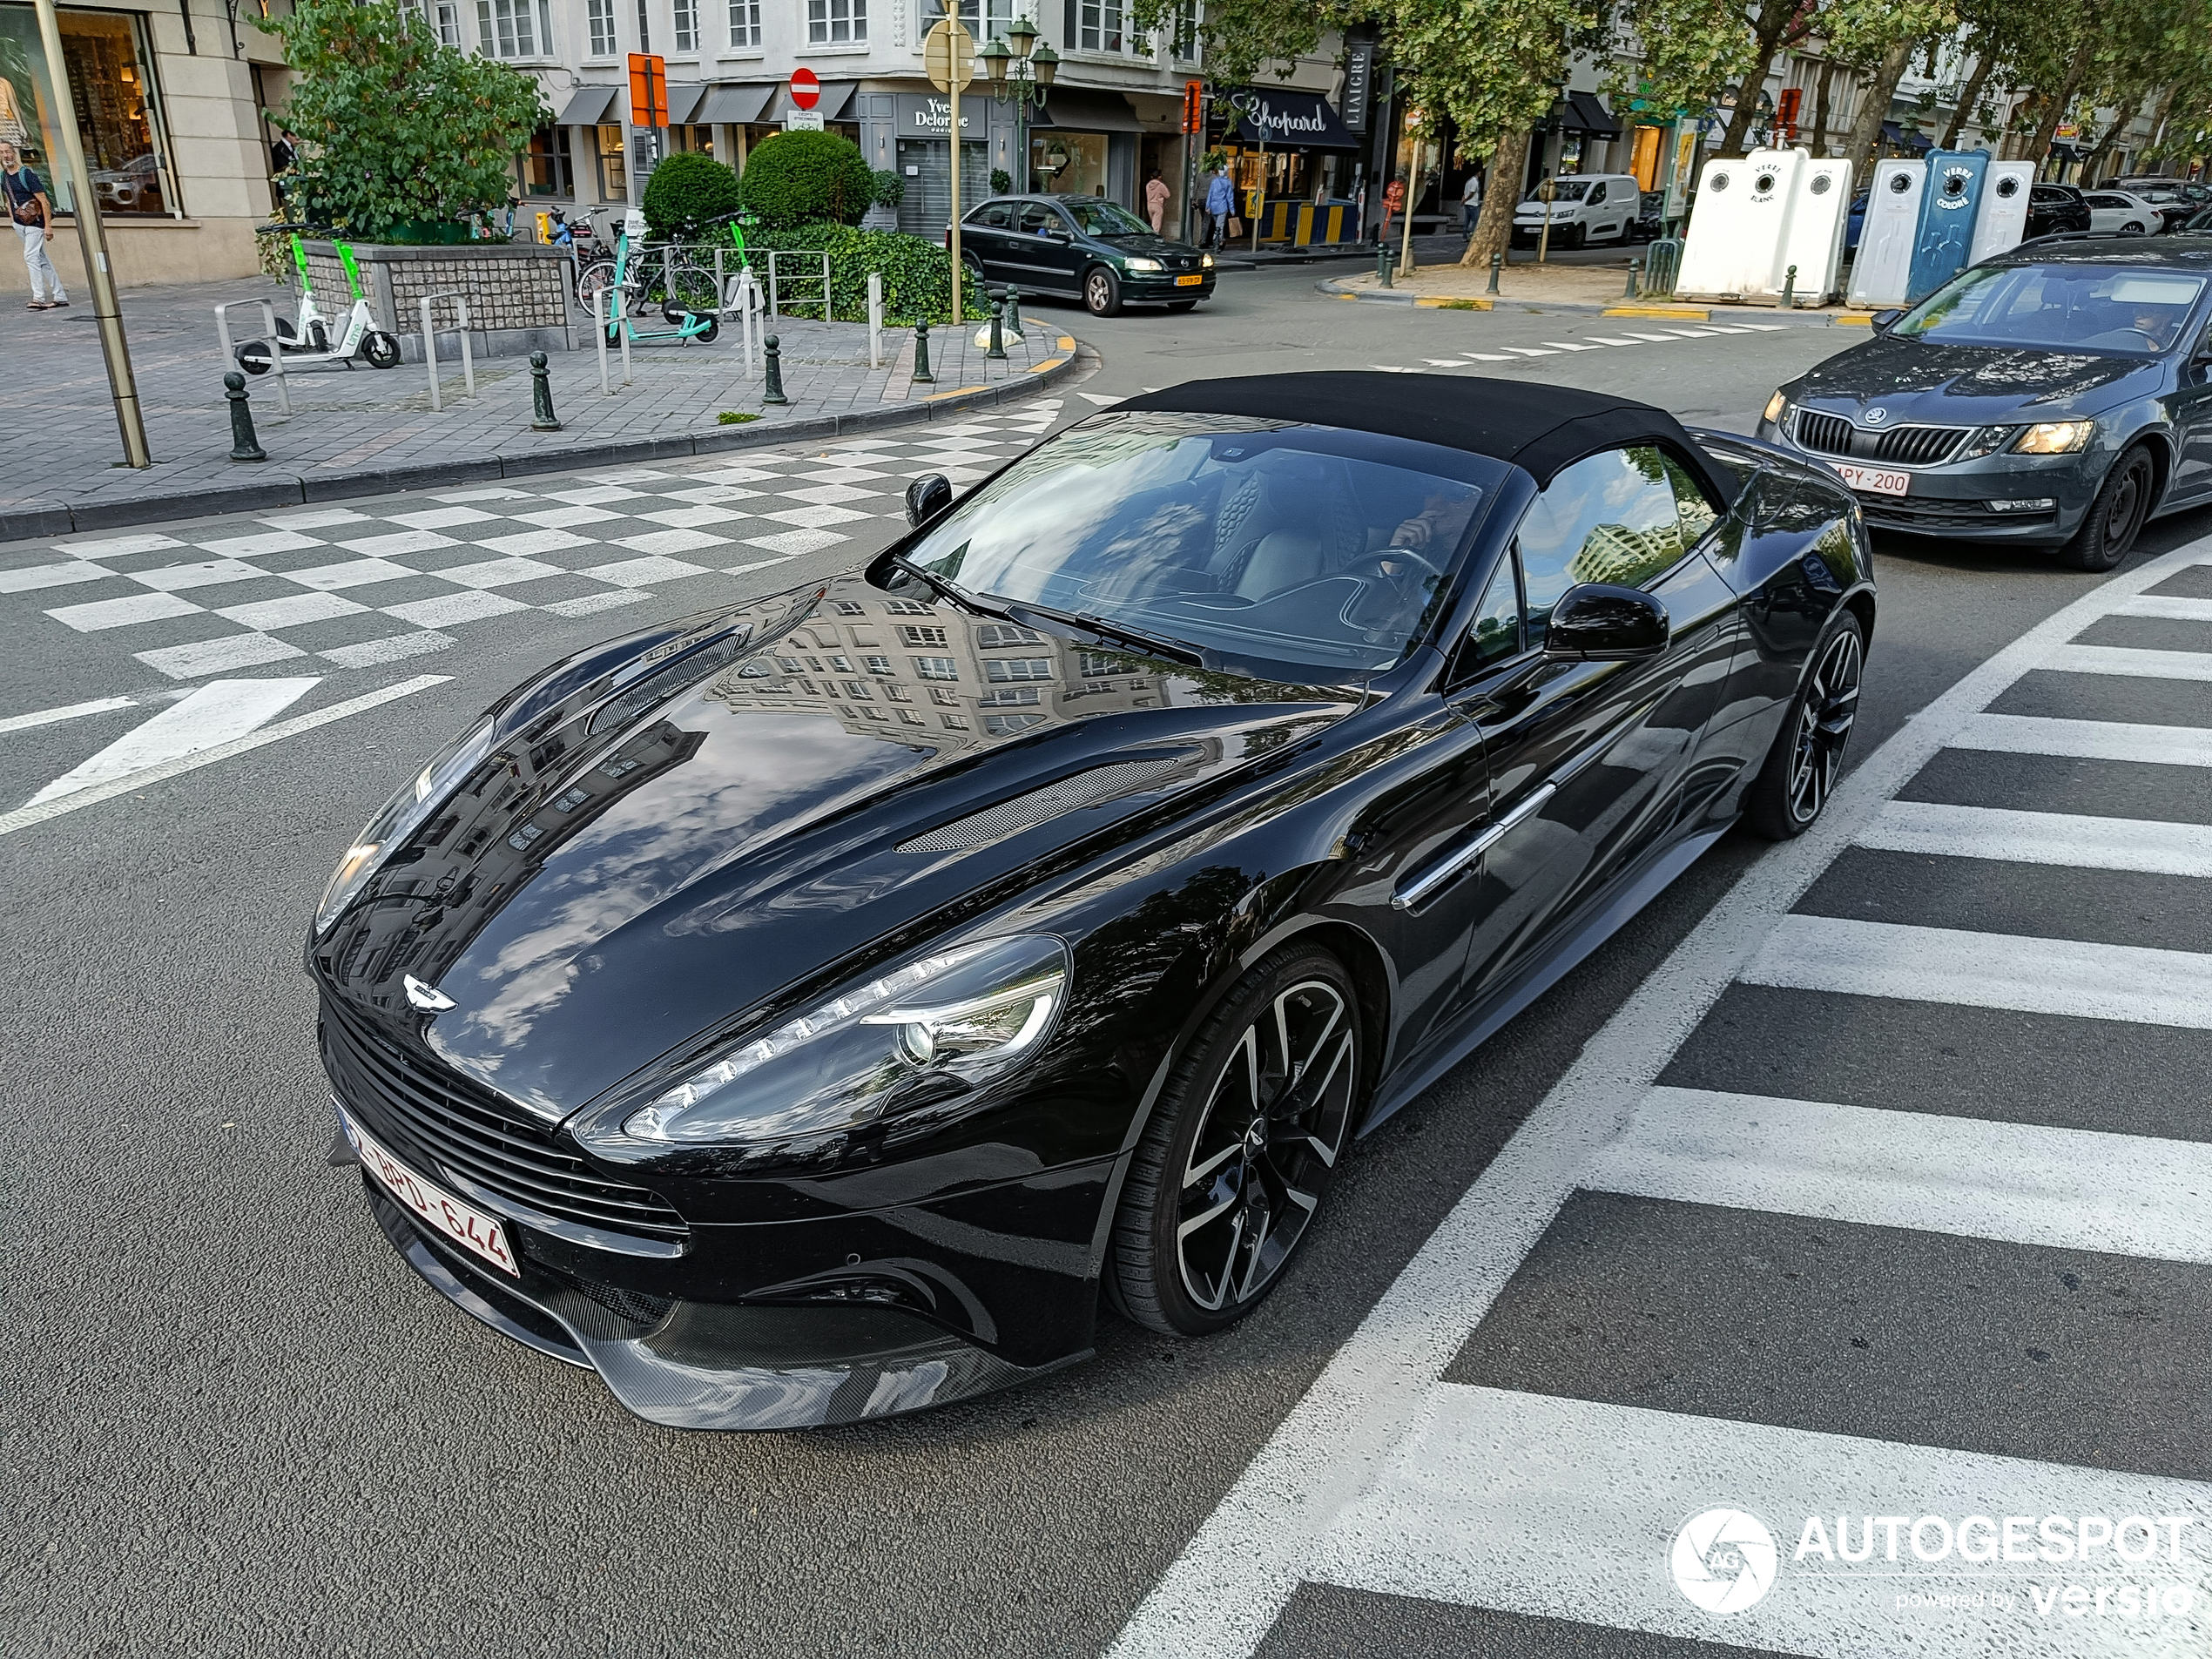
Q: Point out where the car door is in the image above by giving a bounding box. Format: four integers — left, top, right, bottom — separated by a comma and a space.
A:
1585, 180, 1622, 242
1011, 200, 1082, 293
967, 200, 1016, 281
2173, 311, 2212, 503
1452, 446, 1724, 1000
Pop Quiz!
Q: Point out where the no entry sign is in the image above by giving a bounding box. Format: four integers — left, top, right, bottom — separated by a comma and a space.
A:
790, 68, 820, 111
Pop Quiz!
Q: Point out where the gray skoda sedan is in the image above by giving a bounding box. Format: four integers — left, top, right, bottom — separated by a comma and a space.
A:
1759, 236, 2212, 570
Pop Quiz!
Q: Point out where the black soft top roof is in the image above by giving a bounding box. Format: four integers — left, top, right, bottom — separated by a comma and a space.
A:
1117, 372, 1739, 502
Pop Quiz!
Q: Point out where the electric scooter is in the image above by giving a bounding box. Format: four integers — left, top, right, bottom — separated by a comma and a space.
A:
600, 229, 719, 347
238, 233, 401, 374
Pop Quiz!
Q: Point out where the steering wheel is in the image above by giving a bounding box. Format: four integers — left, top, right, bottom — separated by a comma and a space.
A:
1345, 547, 1445, 582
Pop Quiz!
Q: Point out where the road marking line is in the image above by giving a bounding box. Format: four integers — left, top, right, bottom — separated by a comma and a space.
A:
1588, 1085, 2212, 1264
25, 678, 320, 807
1109, 528, 2212, 1659
1501, 347, 1560, 356
1662, 327, 1722, 336
1738, 321, 1788, 330
1077, 391, 1123, 405
1618, 330, 1683, 341
1855, 799, 2212, 875
2112, 594, 2212, 622
1313, 1386, 2212, 1659
1743, 914, 2212, 1029
0, 696, 138, 736
0, 676, 449, 841
1460, 353, 1516, 361
46, 590, 203, 632
2046, 642, 2212, 681
0, 561, 113, 595
1584, 335, 1644, 346
1950, 713, 2212, 767
1423, 358, 1467, 366
1539, 341, 1604, 351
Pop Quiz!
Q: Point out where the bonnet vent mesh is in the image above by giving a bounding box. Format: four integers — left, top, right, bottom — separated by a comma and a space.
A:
899, 751, 1206, 854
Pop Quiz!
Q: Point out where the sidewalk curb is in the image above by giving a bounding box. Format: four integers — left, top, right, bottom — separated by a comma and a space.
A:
0, 338, 1085, 545
1313, 275, 1870, 328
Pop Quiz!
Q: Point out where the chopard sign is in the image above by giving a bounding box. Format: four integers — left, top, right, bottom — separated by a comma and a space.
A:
1234, 97, 1327, 138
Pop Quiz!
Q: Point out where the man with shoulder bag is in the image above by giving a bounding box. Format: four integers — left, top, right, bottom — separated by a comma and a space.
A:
1, 142, 68, 311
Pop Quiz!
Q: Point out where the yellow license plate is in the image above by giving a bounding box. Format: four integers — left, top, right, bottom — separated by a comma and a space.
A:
1175, 273, 1204, 287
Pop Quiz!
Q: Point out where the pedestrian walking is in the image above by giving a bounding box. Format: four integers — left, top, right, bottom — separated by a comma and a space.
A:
1380, 175, 1405, 247
1144, 168, 1170, 236
1460, 168, 1483, 236
1204, 165, 1234, 249
2, 141, 67, 311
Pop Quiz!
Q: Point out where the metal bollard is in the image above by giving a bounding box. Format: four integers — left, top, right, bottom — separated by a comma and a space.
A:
225, 372, 266, 462
762, 334, 788, 405
529, 350, 562, 430
1487, 252, 1503, 295
867, 270, 884, 369
1782, 264, 1798, 310
1377, 245, 1396, 288
912, 319, 934, 385
1005, 285, 1022, 338
987, 298, 1007, 361
1624, 258, 1641, 299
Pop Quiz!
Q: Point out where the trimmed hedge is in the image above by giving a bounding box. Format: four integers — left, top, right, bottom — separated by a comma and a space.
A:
743, 221, 987, 326
643, 152, 742, 238
738, 130, 874, 227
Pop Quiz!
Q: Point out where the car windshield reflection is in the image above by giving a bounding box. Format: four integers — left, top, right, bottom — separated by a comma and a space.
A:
892, 413, 1501, 677
1892, 262, 2208, 356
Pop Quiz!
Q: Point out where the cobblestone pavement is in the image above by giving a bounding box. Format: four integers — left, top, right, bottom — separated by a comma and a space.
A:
1, 274, 1076, 537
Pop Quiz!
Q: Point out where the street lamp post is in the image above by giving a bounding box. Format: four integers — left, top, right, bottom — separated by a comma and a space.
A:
979, 17, 1055, 193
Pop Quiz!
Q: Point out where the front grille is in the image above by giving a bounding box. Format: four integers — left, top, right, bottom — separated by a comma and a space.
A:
1873, 425, 1967, 466
1794, 408, 1853, 455
322, 1001, 688, 1241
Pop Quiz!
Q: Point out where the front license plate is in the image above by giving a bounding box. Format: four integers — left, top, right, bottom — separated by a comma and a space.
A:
1175, 273, 1204, 287
343, 1107, 518, 1277
1831, 462, 1910, 497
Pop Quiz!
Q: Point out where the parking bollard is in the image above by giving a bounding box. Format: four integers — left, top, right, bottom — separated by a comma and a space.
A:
225, 372, 266, 462
529, 350, 562, 430
912, 320, 934, 385
987, 298, 1007, 361
1487, 252, 1503, 295
1624, 258, 1641, 299
1782, 264, 1798, 310
1005, 286, 1023, 338
1377, 246, 1396, 288
763, 334, 789, 405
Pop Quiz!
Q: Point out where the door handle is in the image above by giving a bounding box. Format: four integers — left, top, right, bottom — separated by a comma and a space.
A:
1391, 783, 1558, 912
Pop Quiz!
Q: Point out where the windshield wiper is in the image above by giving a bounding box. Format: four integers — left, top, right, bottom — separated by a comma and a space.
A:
887, 554, 1009, 618
1002, 599, 1214, 669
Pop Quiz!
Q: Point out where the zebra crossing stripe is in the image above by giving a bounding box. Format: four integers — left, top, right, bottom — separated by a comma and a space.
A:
1950, 714, 2212, 768
1854, 799, 2212, 876
1584, 1085, 2212, 1264
2114, 594, 2212, 623
1109, 529, 2212, 1659
1310, 1386, 2212, 1659
2046, 643, 2212, 681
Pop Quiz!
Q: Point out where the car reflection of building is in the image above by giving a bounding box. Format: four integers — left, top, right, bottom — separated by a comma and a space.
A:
1567, 521, 1688, 587
706, 592, 1165, 756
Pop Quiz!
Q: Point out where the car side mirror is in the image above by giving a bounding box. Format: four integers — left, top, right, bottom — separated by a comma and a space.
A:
1871, 308, 1905, 334
1544, 583, 1670, 661
905, 473, 953, 527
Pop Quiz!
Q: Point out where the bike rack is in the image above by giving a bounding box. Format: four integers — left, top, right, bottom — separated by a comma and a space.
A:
212, 298, 291, 418
767, 249, 832, 320
417, 289, 477, 411
723, 266, 764, 379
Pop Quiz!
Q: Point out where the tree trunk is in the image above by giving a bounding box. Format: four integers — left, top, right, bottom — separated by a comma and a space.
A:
2025, 36, 2094, 175
1938, 52, 1993, 151
1809, 61, 1833, 154
1844, 38, 1915, 180
1720, 0, 1799, 155
2084, 91, 2144, 184
1462, 126, 1531, 268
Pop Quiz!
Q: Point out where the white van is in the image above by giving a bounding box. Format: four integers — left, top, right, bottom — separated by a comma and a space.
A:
1512, 174, 1642, 247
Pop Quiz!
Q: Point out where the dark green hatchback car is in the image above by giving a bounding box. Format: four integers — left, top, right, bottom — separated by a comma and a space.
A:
954, 193, 1217, 317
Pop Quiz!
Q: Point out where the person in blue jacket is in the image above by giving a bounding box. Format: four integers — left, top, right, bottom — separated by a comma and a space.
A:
1204, 166, 1235, 249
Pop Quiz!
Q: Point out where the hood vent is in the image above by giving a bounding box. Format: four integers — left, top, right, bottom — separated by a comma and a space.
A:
898, 747, 1211, 854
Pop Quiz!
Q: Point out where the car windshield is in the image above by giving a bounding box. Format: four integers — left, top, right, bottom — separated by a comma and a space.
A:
894, 412, 1501, 678
1526, 179, 1592, 204
1063, 198, 1153, 237
1890, 261, 2208, 355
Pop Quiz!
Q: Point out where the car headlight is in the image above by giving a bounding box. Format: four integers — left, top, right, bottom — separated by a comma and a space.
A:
1124, 257, 1163, 273
1762, 390, 1790, 425
1200, 253, 1215, 269
2013, 420, 2095, 455
1953, 424, 2018, 462
314, 718, 496, 935
613, 934, 1070, 1147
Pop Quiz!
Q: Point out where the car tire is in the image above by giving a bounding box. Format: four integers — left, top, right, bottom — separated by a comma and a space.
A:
1167, 299, 1198, 313
1109, 944, 1361, 1337
2123, 220, 2146, 234
961, 252, 986, 294
2057, 445, 2155, 573
1567, 223, 1588, 250
1083, 266, 1123, 317
1744, 611, 1865, 840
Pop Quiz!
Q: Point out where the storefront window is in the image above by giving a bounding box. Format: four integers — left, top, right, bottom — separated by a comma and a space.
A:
1032, 131, 1104, 197
0, 4, 172, 216
595, 122, 626, 199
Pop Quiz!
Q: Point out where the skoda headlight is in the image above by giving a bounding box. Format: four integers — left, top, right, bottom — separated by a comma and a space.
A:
617, 934, 1070, 1147
314, 718, 496, 935
1125, 257, 1163, 273
2013, 420, 2095, 455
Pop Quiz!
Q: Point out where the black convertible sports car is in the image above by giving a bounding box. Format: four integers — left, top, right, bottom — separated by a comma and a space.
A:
312, 375, 1875, 1430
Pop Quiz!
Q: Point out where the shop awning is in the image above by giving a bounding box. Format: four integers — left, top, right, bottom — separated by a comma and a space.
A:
697, 83, 775, 125
664, 83, 707, 125
556, 84, 618, 125
1880, 121, 1933, 152
1552, 90, 1622, 138
1224, 90, 1359, 151
1031, 88, 1150, 133
763, 81, 857, 123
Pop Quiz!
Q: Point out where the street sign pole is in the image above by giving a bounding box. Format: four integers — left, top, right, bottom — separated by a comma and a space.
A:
32, 0, 148, 468
925, 17, 975, 328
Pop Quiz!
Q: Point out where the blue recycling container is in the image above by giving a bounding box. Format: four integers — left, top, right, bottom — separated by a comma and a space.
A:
1905, 148, 1990, 304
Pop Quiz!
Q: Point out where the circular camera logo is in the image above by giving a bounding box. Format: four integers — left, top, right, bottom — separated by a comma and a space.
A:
1670, 1508, 1778, 1615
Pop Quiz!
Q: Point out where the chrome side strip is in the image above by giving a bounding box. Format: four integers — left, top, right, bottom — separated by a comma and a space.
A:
1392, 783, 1558, 912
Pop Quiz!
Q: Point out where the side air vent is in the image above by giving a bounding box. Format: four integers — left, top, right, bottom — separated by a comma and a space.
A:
898, 748, 1211, 854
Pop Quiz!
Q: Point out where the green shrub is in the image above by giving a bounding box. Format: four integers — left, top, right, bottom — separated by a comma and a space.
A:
989, 168, 1013, 195
738, 131, 875, 227
870, 169, 906, 208
742, 221, 986, 325
644, 151, 742, 238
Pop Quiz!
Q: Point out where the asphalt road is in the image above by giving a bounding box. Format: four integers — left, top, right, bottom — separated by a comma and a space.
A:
4, 263, 2209, 1659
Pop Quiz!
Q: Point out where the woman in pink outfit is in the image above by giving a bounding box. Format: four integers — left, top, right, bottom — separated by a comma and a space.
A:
1144, 170, 1170, 234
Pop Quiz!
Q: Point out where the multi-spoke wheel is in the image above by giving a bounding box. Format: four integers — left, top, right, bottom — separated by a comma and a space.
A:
1111, 946, 1360, 1335
1746, 612, 1864, 840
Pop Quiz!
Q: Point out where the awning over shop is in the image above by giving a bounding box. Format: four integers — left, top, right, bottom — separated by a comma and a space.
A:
664, 83, 707, 125
697, 83, 774, 125
1031, 88, 1149, 133
1880, 121, 1933, 152
1224, 90, 1359, 151
1551, 90, 1622, 138
556, 84, 617, 125
763, 81, 857, 123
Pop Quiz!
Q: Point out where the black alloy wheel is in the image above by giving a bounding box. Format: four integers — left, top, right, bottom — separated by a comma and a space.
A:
1084, 265, 1123, 317
1746, 613, 1864, 840
1111, 946, 1360, 1335
2059, 446, 2154, 573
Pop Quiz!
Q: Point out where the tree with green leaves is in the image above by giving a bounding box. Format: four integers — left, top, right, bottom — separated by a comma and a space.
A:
264, 0, 544, 237
1600, 0, 1759, 141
